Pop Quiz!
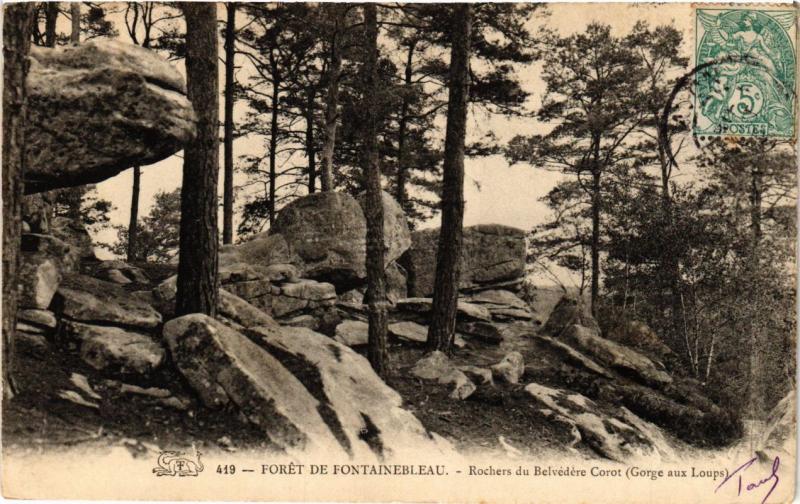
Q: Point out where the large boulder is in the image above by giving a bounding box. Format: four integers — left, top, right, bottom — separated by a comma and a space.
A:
542, 295, 600, 336
402, 224, 526, 297
222, 234, 296, 271
356, 191, 412, 269
163, 315, 345, 456
25, 40, 195, 193
606, 320, 674, 365
248, 323, 452, 459
271, 191, 411, 288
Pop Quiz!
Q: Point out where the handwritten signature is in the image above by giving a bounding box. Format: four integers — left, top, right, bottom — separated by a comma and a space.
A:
715, 455, 780, 504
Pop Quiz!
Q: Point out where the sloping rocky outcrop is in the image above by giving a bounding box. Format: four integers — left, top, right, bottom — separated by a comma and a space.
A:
163, 314, 345, 455
25, 40, 196, 193
248, 323, 452, 459
163, 311, 453, 460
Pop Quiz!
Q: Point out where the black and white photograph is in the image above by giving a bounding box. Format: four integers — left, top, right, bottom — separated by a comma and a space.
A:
0, 2, 797, 502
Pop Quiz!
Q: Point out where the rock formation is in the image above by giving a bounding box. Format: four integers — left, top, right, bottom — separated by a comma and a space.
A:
270, 191, 411, 288
25, 40, 196, 193
401, 224, 526, 297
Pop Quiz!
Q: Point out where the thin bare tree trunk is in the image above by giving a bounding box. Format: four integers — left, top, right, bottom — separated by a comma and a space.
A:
427, 4, 471, 353
396, 40, 417, 212
70, 2, 80, 44
748, 165, 764, 422
222, 3, 236, 244
362, 3, 388, 377
590, 168, 601, 316
306, 87, 317, 193
45, 2, 59, 47
3, 3, 35, 400
176, 2, 219, 317
320, 5, 343, 192
127, 165, 140, 262
268, 55, 279, 226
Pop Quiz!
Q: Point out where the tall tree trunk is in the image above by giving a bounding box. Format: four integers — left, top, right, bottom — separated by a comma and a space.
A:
70, 2, 80, 44
306, 86, 317, 193
126, 10, 153, 260
127, 165, 140, 262
176, 2, 219, 317
45, 2, 59, 47
656, 109, 683, 348
320, 6, 343, 192
361, 4, 388, 377
396, 40, 417, 213
427, 4, 471, 353
222, 3, 236, 244
747, 164, 764, 424
590, 169, 601, 316
3, 3, 35, 400
268, 58, 279, 226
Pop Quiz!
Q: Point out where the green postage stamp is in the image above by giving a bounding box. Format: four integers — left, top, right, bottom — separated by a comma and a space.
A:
695, 8, 797, 138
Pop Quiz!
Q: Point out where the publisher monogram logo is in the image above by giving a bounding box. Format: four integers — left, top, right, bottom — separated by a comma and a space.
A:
152, 450, 204, 477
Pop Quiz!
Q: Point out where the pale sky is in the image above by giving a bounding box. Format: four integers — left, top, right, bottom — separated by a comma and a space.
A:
90, 3, 702, 288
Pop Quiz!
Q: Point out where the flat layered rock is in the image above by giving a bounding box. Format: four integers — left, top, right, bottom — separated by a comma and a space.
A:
388, 321, 428, 344
468, 289, 529, 310
152, 275, 278, 330
334, 320, 369, 347
456, 321, 504, 344
18, 309, 57, 329
54, 274, 162, 330
64, 321, 164, 377
395, 298, 492, 322
272, 279, 337, 318
532, 334, 613, 379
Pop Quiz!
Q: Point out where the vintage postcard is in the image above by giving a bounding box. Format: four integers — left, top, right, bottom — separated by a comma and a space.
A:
1, 2, 797, 503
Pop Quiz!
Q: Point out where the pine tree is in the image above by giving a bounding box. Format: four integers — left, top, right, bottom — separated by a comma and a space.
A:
175, 2, 219, 317
506, 24, 646, 315
427, 4, 471, 353
223, 3, 236, 244
361, 3, 389, 376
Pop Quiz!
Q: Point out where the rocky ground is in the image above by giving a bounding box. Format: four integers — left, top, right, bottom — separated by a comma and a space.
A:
7, 187, 771, 462
6, 39, 789, 463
